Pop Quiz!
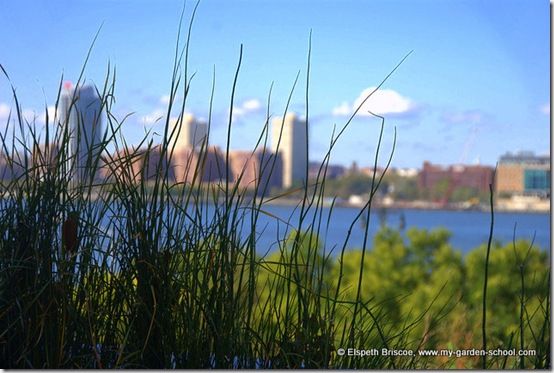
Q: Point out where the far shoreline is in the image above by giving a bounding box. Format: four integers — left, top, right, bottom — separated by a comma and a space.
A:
262, 197, 551, 215
1, 183, 549, 215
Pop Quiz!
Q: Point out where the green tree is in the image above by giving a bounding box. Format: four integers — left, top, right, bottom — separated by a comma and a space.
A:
325, 174, 373, 199
430, 178, 451, 201
464, 240, 550, 349
382, 174, 420, 201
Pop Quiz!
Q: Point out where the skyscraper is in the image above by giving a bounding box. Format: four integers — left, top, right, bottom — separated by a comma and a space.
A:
271, 113, 308, 188
170, 113, 208, 150
60, 83, 103, 183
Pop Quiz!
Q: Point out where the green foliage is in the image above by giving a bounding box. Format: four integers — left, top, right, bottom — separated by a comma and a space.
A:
451, 186, 478, 202
431, 178, 451, 201
450, 186, 489, 203
383, 173, 420, 200
324, 173, 373, 199
465, 241, 550, 348
325, 227, 549, 368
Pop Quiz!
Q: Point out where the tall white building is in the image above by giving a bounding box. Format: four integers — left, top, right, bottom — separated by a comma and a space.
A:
60, 83, 103, 182
271, 113, 308, 188
170, 113, 208, 150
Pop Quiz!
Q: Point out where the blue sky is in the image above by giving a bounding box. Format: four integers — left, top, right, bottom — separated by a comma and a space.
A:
0, 0, 549, 168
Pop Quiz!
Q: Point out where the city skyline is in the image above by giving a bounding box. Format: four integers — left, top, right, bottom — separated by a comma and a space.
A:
0, 0, 549, 169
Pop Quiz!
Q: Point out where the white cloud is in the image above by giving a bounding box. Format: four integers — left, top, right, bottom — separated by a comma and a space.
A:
332, 87, 417, 118
354, 87, 415, 116
22, 109, 37, 123
46, 106, 56, 121
242, 98, 261, 111
36, 106, 57, 125
232, 98, 263, 121
0, 107, 38, 124
0, 103, 59, 126
0, 103, 10, 122
139, 109, 166, 125
441, 109, 489, 125
540, 103, 550, 116
232, 107, 245, 117
160, 94, 171, 105
332, 101, 351, 116
159, 93, 186, 106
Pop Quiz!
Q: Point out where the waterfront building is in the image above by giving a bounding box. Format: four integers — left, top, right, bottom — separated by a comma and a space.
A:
0, 151, 24, 182
359, 166, 385, 178
31, 143, 60, 180
110, 145, 170, 183
418, 161, 494, 200
170, 113, 208, 150
196, 146, 226, 183
271, 113, 308, 188
172, 146, 226, 184
395, 167, 419, 178
349, 161, 359, 175
172, 147, 199, 184
60, 83, 103, 183
308, 161, 346, 180
496, 151, 550, 197
228, 149, 283, 195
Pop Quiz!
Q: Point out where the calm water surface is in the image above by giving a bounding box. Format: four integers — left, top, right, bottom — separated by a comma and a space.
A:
250, 205, 550, 255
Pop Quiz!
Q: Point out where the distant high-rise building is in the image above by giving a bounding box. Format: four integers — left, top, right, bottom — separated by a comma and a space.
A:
60, 83, 103, 182
271, 113, 308, 188
171, 113, 208, 150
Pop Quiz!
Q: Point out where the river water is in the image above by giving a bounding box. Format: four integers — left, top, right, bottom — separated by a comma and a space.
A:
250, 204, 550, 255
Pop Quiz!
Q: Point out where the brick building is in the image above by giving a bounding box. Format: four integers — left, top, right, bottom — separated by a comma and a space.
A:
228, 149, 283, 194
418, 161, 494, 199
308, 162, 346, 181
171, 145, 228, 185
109, 145, 170, 183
